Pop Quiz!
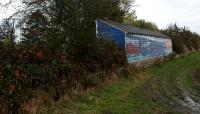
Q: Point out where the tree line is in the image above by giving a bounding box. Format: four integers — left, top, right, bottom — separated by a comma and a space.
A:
124, 14, 200, 53
162, 24, 200, 53
0, 0, 200, 113
0, 0, 132, 113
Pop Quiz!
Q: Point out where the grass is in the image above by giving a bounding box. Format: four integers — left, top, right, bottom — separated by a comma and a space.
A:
46, 52, 200, 114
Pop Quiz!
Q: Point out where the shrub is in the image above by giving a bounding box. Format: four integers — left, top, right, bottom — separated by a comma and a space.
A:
95, 38, 127, 70
0, 38, 127, 113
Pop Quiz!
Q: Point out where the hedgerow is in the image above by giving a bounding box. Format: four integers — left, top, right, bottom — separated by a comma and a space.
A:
0, 38, 126, 114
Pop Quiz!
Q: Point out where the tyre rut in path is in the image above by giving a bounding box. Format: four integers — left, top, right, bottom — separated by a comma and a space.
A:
145, 53, 200, 114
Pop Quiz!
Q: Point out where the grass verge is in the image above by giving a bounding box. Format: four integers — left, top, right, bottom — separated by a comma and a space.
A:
46, 52, 200, 114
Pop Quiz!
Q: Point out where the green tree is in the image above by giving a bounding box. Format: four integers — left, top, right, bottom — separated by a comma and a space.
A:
133, 19, 158, 31
21, 10, 48, 42
162, 23, 200, 53
123, 12, 137, 25
20, 0, 134, 60
0, 19, 15, 46
124, 14, 158, 31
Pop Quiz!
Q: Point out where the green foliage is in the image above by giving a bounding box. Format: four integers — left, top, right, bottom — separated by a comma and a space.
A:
0, 0, 132, 113
0, 38, 126, 113
0, 19, 15, 46
123, 17, 159, 31
123, 12, 137, 25
162, 24, 200, 53
21, 0, 133, 62
48, 52, 200, 114
22, 10, 49, 42
2, 36, 11, 47
133, 19, 159, 31
96, 39, 127, 70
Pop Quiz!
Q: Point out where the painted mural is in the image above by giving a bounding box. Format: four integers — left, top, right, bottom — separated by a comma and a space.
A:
126, 35, 173, 63
96, 21, 125, 48
96, 20, 173, 63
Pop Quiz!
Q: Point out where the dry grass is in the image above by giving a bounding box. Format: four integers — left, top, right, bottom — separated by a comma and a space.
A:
21, 90, 52, 114
22, 68, 136, 114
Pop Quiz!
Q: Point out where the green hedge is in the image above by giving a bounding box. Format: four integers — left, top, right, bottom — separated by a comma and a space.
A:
0, 38, 126, 113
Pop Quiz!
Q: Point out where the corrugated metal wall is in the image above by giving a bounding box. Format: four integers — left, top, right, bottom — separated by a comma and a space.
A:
96, 20, 125, 48
96, 20, 173, 63
126, 34, 173, 63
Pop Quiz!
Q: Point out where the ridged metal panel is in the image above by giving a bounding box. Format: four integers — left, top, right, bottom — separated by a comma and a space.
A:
96, 20, 125, 48
126, 35, 172, 63
96, 20, 172, 63
103, 20, 169, 38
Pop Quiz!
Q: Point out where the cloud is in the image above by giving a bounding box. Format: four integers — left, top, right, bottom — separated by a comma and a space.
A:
134, 0, 200, 34
1, 0, 200, 34
0, 0, 23, 20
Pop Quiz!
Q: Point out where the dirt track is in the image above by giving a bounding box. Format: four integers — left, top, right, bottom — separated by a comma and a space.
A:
143, 53, 200, 114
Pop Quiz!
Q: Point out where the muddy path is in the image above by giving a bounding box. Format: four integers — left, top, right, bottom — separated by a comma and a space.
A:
175, 76, 200, 114
143, 53, 200, 114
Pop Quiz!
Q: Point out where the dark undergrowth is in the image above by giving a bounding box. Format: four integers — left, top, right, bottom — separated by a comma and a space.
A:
0, 39, 127, 114
46, 52, 200, 114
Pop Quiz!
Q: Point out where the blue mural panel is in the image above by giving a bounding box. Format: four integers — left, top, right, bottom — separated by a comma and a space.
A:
96, 20, 173, 63
96, 20, 125, 48
126, 35, 172, 63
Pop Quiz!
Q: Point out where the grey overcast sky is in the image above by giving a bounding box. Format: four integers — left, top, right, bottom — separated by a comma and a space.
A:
0, 0, 200, 34
0, 0, 23, 20
135, 0, 200, 34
